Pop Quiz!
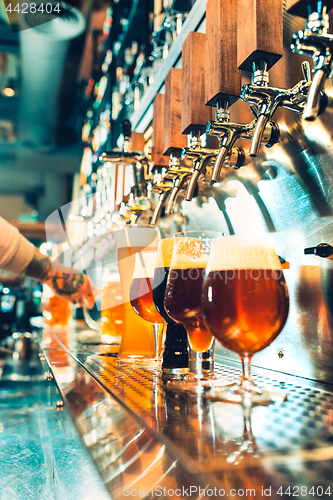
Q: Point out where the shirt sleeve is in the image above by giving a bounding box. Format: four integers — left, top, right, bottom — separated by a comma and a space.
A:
0, 217, 35, 274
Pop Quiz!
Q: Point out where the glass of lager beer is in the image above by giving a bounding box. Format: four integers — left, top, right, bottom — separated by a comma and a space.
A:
201, 236, 289, 405
117, 224, 160, 360
130, 251, 165, 365
164, 230, 223, 385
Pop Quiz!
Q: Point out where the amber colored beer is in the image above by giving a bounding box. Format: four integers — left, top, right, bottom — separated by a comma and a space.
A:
130, 277, 164, 324
101, 280, 124, 337
164, 267, 213, 352
42, 295, 71, 326
117, 226, 159, 358
201, 269, 289, 356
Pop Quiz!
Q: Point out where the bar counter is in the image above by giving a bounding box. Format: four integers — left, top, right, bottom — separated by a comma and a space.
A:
38, 321, 333, 500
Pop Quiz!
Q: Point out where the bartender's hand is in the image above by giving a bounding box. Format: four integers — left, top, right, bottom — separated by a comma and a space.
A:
22, 248, 96, 308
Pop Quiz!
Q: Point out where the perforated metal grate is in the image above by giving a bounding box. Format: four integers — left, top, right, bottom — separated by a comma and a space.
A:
76, 354, 333, 497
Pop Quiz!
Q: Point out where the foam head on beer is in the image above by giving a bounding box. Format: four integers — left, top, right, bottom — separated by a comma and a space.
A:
117, 226, 160, 253
207, 236, 282, 272
155, 238, 175, 268
133, 252, 158, 279
170, 237, 207, 269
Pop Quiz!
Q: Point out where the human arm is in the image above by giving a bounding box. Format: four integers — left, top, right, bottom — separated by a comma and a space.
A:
22, 248, 96, 308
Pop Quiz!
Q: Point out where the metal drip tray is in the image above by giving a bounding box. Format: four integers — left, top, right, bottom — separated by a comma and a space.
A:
75, 353, 333, 497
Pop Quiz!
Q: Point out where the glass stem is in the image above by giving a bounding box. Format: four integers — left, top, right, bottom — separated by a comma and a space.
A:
240, 355, 253, 390
152, 323, 161, 360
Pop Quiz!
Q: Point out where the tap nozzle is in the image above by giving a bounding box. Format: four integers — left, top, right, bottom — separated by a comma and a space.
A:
210, 144, 229, 184
290, 5, 332, 121
185, 166, 202, 202
165, 168, 192, 214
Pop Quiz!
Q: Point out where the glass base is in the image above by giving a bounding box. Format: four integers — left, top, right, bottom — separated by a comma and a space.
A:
205, 382, 287, 406
132, 356, 163, 371
166, 376, 233, 394
117, 354, 155, 366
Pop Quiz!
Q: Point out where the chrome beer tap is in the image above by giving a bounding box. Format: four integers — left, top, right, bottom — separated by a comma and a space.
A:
181, 130, 219, 201
206, 98, 277, 183
164, 153, 193, 214
240, 60, 315, 157
288, 0, 332, 120
100, 120, 153, 220
149, 172, 176, 224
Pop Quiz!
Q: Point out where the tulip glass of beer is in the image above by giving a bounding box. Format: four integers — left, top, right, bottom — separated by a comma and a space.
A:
164, 230, 223, 384
201, 236, 289, 405
130, 252, 165, 365
117, 225, 160, 360
152, 238, 189, 377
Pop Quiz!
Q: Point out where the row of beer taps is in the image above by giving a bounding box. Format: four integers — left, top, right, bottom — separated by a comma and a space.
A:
99, 0, 333, 228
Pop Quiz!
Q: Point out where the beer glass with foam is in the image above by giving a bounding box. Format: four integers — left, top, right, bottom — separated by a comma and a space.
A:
164, 230, 223, 384
201, 236, 289, 405
117, 225, 160, 360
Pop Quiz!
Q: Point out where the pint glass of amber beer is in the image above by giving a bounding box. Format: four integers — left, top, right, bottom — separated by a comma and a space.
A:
117, 225, 160, 360
82, 263, 124, 347
164, 230, 222, 384
201, 236, 289, 405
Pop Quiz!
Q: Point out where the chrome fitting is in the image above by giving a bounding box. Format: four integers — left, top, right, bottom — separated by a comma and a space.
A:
252, 70, 269, 86
215, 107, 230, 122
307, 11, 329, 33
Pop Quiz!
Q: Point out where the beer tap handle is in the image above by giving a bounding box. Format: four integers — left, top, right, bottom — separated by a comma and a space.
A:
122, 120, 132, 153
205, 0, 240, 107
152, 93, 169, 168
182, 32, 211, 134
163, 68, 187, 156
238, 0, 283, 156
122, 119, 132, 140
237, 0, 283, 73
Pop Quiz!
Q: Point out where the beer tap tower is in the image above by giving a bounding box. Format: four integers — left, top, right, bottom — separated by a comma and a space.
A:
180, 31, 219, 202
239, 0, 316, 156
287, 0, 333, 120
149, 68, 188, 223
149, 92, 177, 225
100, 121, 152, 224
205, 0, 281, 183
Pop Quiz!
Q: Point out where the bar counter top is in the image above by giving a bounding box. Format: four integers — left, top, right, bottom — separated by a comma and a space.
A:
34, 321, 333, 499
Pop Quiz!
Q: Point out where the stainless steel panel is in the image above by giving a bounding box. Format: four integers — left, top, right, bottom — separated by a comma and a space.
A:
41, 326, 333, 500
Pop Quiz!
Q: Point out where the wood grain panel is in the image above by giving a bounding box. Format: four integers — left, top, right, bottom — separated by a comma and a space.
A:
181, 31, 211, 134
286, 0, 333, 18
205, 0, 241, 106
132, 132, 145, 152
163, 67, 187, 156
237, 0, 283, 71
151, 93, 169, 167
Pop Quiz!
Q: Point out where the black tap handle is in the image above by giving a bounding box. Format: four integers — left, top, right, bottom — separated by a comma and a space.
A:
122, 120, 132, 139
286, 0, 333, 18
304, 243, 333, 257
